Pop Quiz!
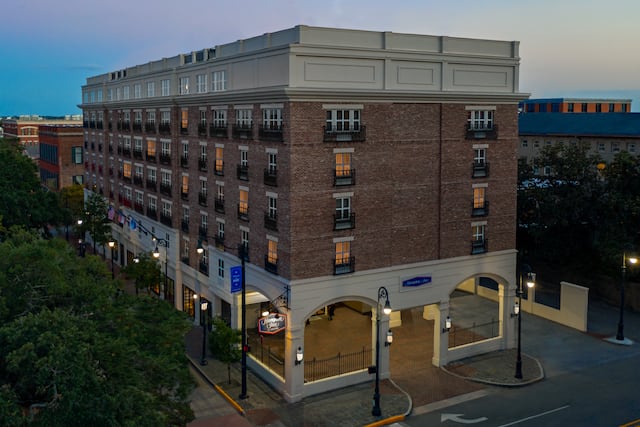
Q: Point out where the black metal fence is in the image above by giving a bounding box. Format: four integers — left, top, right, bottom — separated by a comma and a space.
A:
251, 343, 285, 379
304, 346, 372, 382
449, 318, 501, 348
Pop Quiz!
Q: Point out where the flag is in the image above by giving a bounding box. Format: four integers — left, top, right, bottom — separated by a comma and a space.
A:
107, 206, 115, 220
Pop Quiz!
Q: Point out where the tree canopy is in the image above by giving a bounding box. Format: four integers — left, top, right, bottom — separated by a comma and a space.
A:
0, 232, 195, 426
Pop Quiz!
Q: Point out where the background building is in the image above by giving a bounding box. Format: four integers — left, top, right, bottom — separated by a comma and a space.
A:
81, 25, 525, 402
519, 97, 631, 114
38, 123, 85, 190
2, 115, 82, 160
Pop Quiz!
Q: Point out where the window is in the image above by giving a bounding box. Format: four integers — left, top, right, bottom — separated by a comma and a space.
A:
182, 238, 190, 261
595, 103, 602, 113
268, 195, 277, 218
161, 79, 170, 96
162, 200, 172, 218
147, 81, 155, 97
622, 104, 628, 113
218, 259, 225, 278
236, 109, 252, 127
147, 111, 156, 125
473, 224, 485, 242
545, 141, 552, 146
134, 164, 143, 180
217, 220, 224, 239
262, 108, 282, 130
334, 152, 353, 185
179, 77, 189, 95
598, 143, 606, 152
239, 189, 249, 218
521, 140, 528, 148
123, 162, 132, 179
182, 141, 189, 160
181, 110, 188, 133
612, 142, 620, 153
200, 213, 208, 235
72, 146, 83, 164
196, 74, 207, 93
629, 143, 636, 153
181, 175, 189, 195
472, 187, 488, 216
326, 109, 360, 132
161, 111, 170, 126
213, 109, 227, 127
147, 167, 156, 184
468, 110, 494, 130
471, 223, 487, 254
567, 103, 574, 113
336, 197, 350, 220
123, 86, 130, 100
183, 206, 190, 225
334, 241, 352, 274
212, 70, 227, 92
200, 110, 207, 127
146, 139, 156, 158
543, 166, 551, 176
73, 175, 84, 185
134, 84, 142, 99
581, 103, 588, 112
268, 152, 277, 174
107, 88, 113, 101
241, 229, 249, 250
161, 140, 171, 157
161, 170, 171, 187
609, 103, 615, 112
267, 239, 278, 264
148, 195, 157, 212
215, 146, 224, 175
533, 141, 540, 148
183, 286, 196, 318
474, 148, 486, 165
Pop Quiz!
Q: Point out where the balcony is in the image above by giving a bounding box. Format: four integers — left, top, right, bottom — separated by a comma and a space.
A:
121, 175, 131, 184
145, 122, 156, 133
180, 155, 189, 168
97, 121, 103, 130
146, 153, 156, 163
159, 123, 171, 135
472, 162, 490, 178
198, 192, 207, 207
198, 226, 208, 239
108, 145, 113, 154
159, 183, 172, 196
264, 168, 277, 187
108, 122, 112, 131
471, 238, 488, 254
323, 126, 366, 143
98, 143, 103, 152
117, 146, 122, 155
181, 190, 189, 201
232, 124, 253, 140
199, 261, 209, 275
159, 153, 171, 165
134, 202, 144, 214
334, 213, 355, 230
198, 157, 207, 172
133, 149, 143, 160
334, 256, 355, 275
214, 234, 224, 250
259, 124, 283, 142
109, 167, 114, 176
264, 256, 278, 275
146, 207, 157, 220
180, 126, 189, 135
121, 122, 131, 131
214, 197, 224, 213
146, 179, 157, 191
237, 164, 249, 181
209, 124, 228, 138
214, 163, 224, 176
198, 124, 207, 137
133, 176, 143, 186
83, 121, 89, 128
133, 123, 142, 132
264, 212, 277, 231
89, 121, 96, 128
472, 201, 489, 217
91, 142, 95, 150
160, 213, 172, 227
334, 169, 356, 186
181, 219, 189, 232
465, 125, 498, 140
122, 147, 131, 157
238, 204, 249, 221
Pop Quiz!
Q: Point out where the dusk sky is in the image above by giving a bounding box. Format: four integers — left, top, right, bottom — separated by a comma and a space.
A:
2, 0, 640, 116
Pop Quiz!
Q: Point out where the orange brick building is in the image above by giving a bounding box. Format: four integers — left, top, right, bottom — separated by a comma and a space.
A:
38, 124, 85, 190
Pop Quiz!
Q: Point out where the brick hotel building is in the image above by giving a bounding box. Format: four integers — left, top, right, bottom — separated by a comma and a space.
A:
80, 25, 526, 401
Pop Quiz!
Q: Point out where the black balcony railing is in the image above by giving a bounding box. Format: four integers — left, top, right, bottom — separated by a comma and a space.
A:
214, 163, 224, 176
160, 214, 172, 227
198, 226, 208, 239
181, 257, 190, 266
214, 234, 224, 250
472, 162, 490, 178
146, 207, 157, 220
238, 204, 249, 221
181, 220, 189, 232
471, 201, 489, 217
108, 145, 113, 154
134, 202, 144, 214
199, 261, 209, 275
465, 125, 498, 140
180, 155, 189, 168
146, 153, 156, 163
98, 143, 103, 152
96, 121, 103, 129
198, 192, 207, 207
145, 122, 156, 133
198, 124, 207, 136
237, 164, 249, 181
259, 124, 284, 142
232, 124, 253, 140
159, 123, 171, 134
133, 176, 143, 186
133, 149, 143, 160
334, 169, 356, 186
159, 153, 171, 165
264, 256, 278, 275
264, 168, 277, 187
334, 256, 355, 275
334, 213, 355, 230
471, 239, 488, 255
209, 124, 228, 138
323, 125, 366, 143
214, 197, 224, 213
180, 126, 189, 135
146, 179, 156, 191
122, 147, 131, 157
133, 123, 142, 132
122, 122, 130, 131
160, 183, 172, 196
198, 157, 207, 171
264, 212, 277, 231
181, 190, 189, 201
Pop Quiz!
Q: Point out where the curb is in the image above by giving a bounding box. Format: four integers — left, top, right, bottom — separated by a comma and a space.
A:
441, 353, 545, 387
188, 357, 246, 416
363, 415, 405, 427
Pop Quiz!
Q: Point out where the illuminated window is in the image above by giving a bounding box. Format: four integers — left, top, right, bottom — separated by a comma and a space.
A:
239, 189, 249, 217
215, 147, 224, 175
179, 77, 189, 95
267, 239, 278, 264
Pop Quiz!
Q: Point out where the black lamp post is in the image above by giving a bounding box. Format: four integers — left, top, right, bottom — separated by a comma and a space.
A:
515, 264, 535, 379
108, 240, 115, 279
152, 237, 169, 300
616, 252, 637, 341
239, 243, 248, 400
200, 299, 209, 366
372, 286, 392, 417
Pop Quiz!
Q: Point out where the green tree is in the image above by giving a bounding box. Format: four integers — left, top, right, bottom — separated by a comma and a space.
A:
208, 317, 242, 384
0, 138, 62, 233
121, 252, 162, 295
78, 192, 111, 255
58, 184, 85, 240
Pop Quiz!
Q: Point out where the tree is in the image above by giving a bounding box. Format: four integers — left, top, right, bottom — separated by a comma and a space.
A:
0, 138, 62, 233
78, 192, 111, 255
58, 185, 85, 241
121, 252, 161, 296
0, 232, 195, 426
208, 317, 241, 384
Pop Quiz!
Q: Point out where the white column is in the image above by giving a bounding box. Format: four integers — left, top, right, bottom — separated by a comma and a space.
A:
283, 323, 305, 403
431, 300, 449, 367
370, 307, 392, 379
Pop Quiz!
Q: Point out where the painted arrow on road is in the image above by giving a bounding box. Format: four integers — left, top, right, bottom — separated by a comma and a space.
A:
441, 413, 488, 424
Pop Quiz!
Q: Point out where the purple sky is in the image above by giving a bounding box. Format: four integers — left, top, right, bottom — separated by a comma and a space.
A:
2, 0, 640, 116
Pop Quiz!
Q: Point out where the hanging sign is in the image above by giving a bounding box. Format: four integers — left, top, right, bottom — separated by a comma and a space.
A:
258, 313, 287, 335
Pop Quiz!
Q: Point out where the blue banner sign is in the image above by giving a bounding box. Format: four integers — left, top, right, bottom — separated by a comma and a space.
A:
230, 266, 242, 293
402, 276, 431, 287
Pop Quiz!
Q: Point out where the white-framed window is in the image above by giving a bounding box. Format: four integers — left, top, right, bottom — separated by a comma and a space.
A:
200, 178, 207, 196
240, 148, 248, 167
326, 109, 360, 132
200, 110, 207, 127
196, 74, 207, 93
162, 200, 172, 218
262, 108, 282, 130
236, 109, 252, 127
134, 111, 142, 125
200, 213, 208, 231
468, 110, 494, 130
268, 195, 277, 218
134, 164, 143, 179
472, 224, 485, 242
543, 166, 552, 176
474, 148, 486, 164
161, 79, 170, 96
533, 141, 540, 148
134, 84, 142, 99
241, 229, 249, 249
147, 81, 155, 97
161, 139, 171, 156
123, 86, 130, 100
161, 111, 170, 125
218, 258, 225, 278
213, 109, 227, 127
147, 111, 156, 124
107, 88, 113, 101
629, 143, 636, 153
182, 141, 189, 159
521, 140, 528, 148
212, 70, 227, 92
183, 206, 190, 224
148, 195, 157, 211
598, 143, 606, 152
161, 170, 171, 186
335, 197, 351, 219
147, 167, 156, 183
135, 190, 144, 206
123, 136, 131, 150
217, 183, 224, 201
179, 77, 189, 95
217, 220, 225, 238
268, 152, 277, 174
97, 89, 103, 102
72, 146, 83, 164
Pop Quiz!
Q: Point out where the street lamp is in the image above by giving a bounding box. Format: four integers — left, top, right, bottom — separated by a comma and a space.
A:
108, 240, 115, 279
200, 299, 209, 366
616, 252, 637, 341
152, 237, 170, 300
515, 264, 535, 379
372, 286, 392, 417
239, 243, 248, 400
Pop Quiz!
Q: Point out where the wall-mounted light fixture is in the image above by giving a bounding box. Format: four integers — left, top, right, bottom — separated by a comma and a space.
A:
295, 346, 304, 365
442, 315, 452, 333
385, 329, 393, 346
